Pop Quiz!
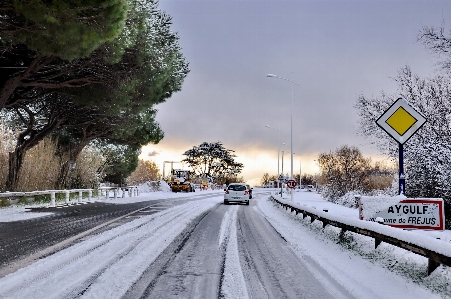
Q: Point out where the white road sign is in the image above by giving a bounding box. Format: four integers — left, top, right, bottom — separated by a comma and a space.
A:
360, 198, 445, 230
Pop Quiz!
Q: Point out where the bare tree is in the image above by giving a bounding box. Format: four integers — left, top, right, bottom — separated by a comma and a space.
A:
317, 145, 372, 199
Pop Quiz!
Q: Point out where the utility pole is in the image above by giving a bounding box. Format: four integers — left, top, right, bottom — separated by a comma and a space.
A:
163, 161, 181, 179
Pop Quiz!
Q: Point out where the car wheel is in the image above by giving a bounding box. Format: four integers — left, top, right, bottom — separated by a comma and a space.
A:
246, 201, 250, 205
224, 200, 228, 205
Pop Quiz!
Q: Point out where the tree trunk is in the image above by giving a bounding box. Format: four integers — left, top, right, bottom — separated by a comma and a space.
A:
55, 161, 70, 190
6, 149, 25, 191
54, 141, 89, 189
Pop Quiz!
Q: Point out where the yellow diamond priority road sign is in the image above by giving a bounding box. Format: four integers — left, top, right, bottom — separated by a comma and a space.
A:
376, 98, 426, 144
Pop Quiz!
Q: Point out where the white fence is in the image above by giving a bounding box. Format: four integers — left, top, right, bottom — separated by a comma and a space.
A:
0, 186, 139, 207
98, 186, 139, 200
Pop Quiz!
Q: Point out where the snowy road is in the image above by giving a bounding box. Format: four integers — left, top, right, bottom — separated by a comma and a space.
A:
236, 198, 350, 299
0, 190, 447, 298
124, 193, 345, 299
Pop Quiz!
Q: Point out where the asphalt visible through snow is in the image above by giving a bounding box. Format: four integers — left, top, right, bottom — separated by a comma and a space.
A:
0, 195, 208, 277
123, 203, 226, 299
236, 199, 354, 299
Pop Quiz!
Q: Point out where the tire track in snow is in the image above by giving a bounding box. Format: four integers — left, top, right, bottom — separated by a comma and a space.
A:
122, 208, 215, 298
219, 205, 249, 299
0, 198, 221, 299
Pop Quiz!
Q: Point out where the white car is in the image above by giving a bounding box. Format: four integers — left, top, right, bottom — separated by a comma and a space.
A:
224, 183, 250, 205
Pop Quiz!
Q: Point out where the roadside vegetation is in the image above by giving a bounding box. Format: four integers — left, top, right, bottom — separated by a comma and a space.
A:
0, 122, 167, 193
127, 159, 161, 185
182, 142, 245, 185
0, 123, 105, 192
0, 0, 188, 191
260, 145, 396, 206
316, 145, 397, 203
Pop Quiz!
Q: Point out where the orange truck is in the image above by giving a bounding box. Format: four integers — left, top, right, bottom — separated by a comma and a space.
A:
170, 169, 195, 192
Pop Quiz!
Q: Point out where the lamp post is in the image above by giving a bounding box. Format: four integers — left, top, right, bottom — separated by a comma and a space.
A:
299, 157, 302, 188
281, 150, 284, 196
267, 73, 300, 201
293, 152, 302, 189
265, 125, 283, 189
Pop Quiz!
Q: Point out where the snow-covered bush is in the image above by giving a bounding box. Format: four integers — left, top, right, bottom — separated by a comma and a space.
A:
321, 178, 398, 208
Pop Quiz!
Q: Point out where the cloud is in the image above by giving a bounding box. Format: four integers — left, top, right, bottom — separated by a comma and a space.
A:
147, 150, 160, 157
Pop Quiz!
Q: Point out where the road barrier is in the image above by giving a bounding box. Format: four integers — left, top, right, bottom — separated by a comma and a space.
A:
270, 194, 451, 276
0, 186, 139, 207
98, 186, 139, 199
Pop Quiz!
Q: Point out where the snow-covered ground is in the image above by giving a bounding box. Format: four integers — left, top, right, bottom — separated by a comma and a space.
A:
0, 185, 218, 222
261, 189, 451, 298
0, 188, 449, 298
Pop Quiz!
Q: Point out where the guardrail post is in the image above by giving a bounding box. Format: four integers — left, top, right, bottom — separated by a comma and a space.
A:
428, 258, 440, 275
105, 190, 109, 199
50, 192, 56, 207
310, 215, 315, 223
78, 191, 82, 203
375, 239, 382, 249
113, 189, 117, 199
122, 188, 125, 198
339, 229, 347, 241
129, 188, 132, 197
88, 190, 92, 202
65, 191, 70, 204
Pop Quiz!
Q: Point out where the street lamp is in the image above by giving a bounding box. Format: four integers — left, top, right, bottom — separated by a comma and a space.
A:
265, 125, 283, 189
267, 73, 301, 201
292, 152, 302, 189
281, 150, 285, 195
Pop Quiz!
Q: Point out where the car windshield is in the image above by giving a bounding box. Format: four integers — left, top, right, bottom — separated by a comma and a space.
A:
228, 185, 246, 191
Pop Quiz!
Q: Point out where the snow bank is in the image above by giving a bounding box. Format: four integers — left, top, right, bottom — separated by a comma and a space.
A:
136, 180, 171, 193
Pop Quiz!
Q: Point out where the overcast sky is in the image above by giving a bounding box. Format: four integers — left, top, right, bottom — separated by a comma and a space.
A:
142, 0, 451, 185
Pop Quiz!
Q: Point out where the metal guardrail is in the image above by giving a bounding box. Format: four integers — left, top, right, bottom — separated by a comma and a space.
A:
270, 194, 451, 276
0, 186, 140, 207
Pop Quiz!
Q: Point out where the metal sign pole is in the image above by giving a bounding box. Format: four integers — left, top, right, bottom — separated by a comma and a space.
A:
399, 143, 405, 195
375, 98, 427, 196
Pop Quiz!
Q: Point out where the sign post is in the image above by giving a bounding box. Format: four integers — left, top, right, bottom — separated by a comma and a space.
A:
278, 173, 284, 196
376, 98, 426, 195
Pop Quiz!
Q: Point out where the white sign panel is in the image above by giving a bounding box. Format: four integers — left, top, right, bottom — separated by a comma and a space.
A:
360, 197, 445, 230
